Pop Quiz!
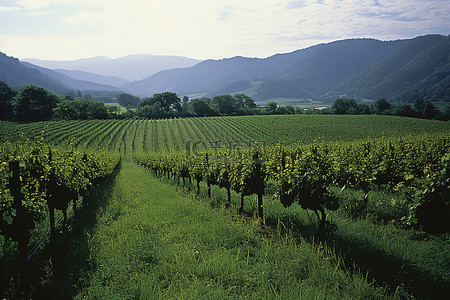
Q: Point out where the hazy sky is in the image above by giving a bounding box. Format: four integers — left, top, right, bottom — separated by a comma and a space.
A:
0, 0, 449, 60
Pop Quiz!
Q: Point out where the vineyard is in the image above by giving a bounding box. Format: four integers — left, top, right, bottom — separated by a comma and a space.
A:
1, 115, 449, 298
1, 114, 450, 152
134, 134, 450, 233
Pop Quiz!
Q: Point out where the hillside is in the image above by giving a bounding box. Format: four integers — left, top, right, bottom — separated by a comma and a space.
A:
0, 52, 71, 94
207, 79, 319, 101
22, 62, 122, 92
121, 35, 450, 103
121, 56, 270, 97
332, 35, 450, 102
122, 38, 406, 98
55, 69, 130, 87
0, 52, 127, 94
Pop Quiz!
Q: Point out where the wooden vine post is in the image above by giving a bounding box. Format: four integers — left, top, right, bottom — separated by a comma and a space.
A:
226, 186, 231, 208
253, 153, 264, 221
47, 149, 56, 239
206, 153, 211, 199
9, 161, 32, 263
9, 161, 33, 296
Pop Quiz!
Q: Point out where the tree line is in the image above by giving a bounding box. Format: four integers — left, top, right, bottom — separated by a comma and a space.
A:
330, 98, 450, 121
0, 81, 262, 122
0, 82, 115, 122
2, 80, 449, 122
131, 93, 258, 118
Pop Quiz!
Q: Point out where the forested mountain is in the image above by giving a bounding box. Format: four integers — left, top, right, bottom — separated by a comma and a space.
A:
0, 52, 71, 94
333, 35, 449, 102
121, 35, 449, 102
121, 38, 407, 99
22, 62, 122, 92
0, 52, 125, 95
54, 69, 130, 87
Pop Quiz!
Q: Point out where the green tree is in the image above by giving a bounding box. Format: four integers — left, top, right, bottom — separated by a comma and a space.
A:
372, 98, 392, 115
107, 105, 120, 117
137, 92, 181, 118
285, 105, 295, 114
153, 92, 181, 113
117, 93, 141, 108
233, 94, 257, 114
0, 81, 15, 120
187, 98, 217, 116
181, 96, 190, 113
14, 85, 59, 122
332, 98, 359, 115
392, 104, 418, 118
423, 101, 436, 119
412, 98, 437, 119
442, 105, 450, 121
266, 102, 278, 114
359, 104, 371, 114
139, 102, 162, 118
413, 98, 426, 115
212, 95, 236, 115
53, 99, 109, 120
137, 97, 161, 118
275, 105, 295, 115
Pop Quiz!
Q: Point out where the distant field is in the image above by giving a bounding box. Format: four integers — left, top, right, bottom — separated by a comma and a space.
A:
1, 115, 449, 154
256, 97, 333, 108
104, 102, 130, 113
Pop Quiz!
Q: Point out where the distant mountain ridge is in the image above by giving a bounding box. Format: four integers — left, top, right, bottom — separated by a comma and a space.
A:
121, 38, 409, 100
120, 35, 449, 102
21, 62, 121, 92
332, 35, 450, 102
55, 69, 130, 87
0, 52, 71, 94
0, 52, 203, 96
24, 54, 202, 81
2, 35, 449, 103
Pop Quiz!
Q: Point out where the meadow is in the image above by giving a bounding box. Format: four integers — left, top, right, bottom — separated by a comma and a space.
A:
0, 115, 449, 299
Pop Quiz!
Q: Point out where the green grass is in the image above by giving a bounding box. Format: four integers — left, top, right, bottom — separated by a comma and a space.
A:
105, 103, 130, 114
257, 97, 331, 108
68, 160, 396, 299
164, 177, 449, 299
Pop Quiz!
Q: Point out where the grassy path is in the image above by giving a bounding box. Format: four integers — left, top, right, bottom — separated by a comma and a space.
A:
68, 160, 395, 299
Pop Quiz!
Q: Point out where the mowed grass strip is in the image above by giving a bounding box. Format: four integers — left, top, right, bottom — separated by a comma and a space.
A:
74, 160, 397, 299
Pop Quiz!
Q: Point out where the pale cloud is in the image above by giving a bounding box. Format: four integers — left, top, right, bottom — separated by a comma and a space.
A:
17, 0, 60, 10
16, 0, 100, 10
287, 1, 309, 9
26, 10, 47, 16
0, 0, 448, 60
275, 0, 449, 42
0, 6, 19, 11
